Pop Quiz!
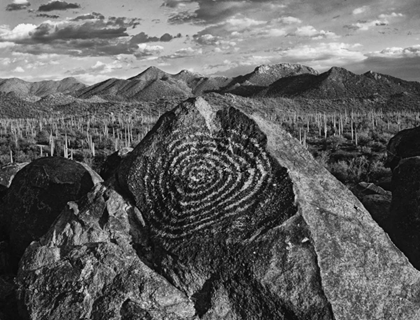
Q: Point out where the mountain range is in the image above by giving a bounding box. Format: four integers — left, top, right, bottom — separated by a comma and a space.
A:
1, 63, 420, 117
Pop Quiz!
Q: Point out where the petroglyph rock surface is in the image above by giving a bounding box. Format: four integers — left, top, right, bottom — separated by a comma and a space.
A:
16, 97, 420, 319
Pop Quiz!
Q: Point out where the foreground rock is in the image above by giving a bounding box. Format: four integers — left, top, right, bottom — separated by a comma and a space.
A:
17, 184, 195, 319
99, 147, 133, 181
386, 156, 420, 269
386, 125, 420, 170
17, 97, 420, 319
1, 157, 102, 271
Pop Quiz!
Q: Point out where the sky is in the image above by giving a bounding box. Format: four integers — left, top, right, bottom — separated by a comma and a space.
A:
0, 0, 419, 84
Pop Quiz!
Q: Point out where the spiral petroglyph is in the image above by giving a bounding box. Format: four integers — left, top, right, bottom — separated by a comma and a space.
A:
142, 128, 274, 239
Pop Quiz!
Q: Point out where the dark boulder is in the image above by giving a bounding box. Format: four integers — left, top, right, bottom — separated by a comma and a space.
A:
387, 156, 420, 269
356, 182, 392, 226
359, 193, 392, 227
386, 126, 420, 170
17, 97, 420, 319
2, 157, 102, 270
99, 147, 133, 181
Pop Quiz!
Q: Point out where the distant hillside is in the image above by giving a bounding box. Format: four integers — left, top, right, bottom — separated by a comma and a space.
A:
221, 63, 319, 97
78, 67, 194, 101
258, 67, 420, 99
2, 63, 420, 116
0, 77, 86, 98
77, 63, 318, 101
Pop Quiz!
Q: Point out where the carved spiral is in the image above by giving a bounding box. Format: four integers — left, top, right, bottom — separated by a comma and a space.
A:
143, 129, 273, 239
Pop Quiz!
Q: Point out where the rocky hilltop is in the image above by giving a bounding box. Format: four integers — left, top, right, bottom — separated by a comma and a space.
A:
0, 77, 86, 98
1, 97, 420, 319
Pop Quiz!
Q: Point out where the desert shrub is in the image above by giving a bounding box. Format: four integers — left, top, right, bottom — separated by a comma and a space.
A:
314, 150, 330, 168
356, 130, 371, 146
35, 130, 50, 145
328, 156, 369, 184
326, 135, 346, 151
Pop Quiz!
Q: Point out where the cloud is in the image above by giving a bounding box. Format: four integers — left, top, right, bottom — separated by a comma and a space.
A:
168, 1, 283, 25
273, 16, 302, 25
292, 26, 340, 39
368, 45, 420, 58
378, 12, 404, 19
347, 12, 404, 31
134, 43, 164, 57
164, 47, 203, 59
0, 15, 145, 57
350, 19, 388, 31
13, 66, 24, 73
0, 41, 15, 48
6, 0, 30, 11
38, 1, 80, 12
71, 12, 105, 21
0, 23, 37, 41
352, 6, 368, 15
36, 13, 60, 19
129, 32, 181, 45
192, 14, 289, 46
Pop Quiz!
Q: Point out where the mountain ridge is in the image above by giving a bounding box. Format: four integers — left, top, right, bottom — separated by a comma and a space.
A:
1, 64, 420, 115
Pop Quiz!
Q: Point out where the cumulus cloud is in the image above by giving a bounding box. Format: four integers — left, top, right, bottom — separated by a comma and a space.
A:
347, 12, 404, 31
168, 1, 284, 25
71, 12, 105, 21
0, 15, 147, 57
6, 0, 30, 11
272, 16, 302, 25
368, 45, 420, 58
129, 32, 181, 45
38, 1, 80, 12
0, 24, 37, 41
0, 41, 15, 48
36, 13, 60, 19
378, 12, 404, 19
134, 43, 164, 57
13, 66, 25, 72
352, 6, 368, 15
292, 26, 340, 39
163, 47, 203, 59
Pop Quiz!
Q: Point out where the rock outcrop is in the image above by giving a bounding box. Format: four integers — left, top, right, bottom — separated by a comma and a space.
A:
386, 125, 420, 170
1, 157, 102, 271
387, 156, 420, 269
99, 147, 133, 181
356, 182, 392, 227
17, 184, 195, 319
16, 97, 420, 319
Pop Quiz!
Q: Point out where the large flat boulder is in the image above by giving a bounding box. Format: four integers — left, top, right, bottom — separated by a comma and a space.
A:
16, 97, 420, 319
17, 184, 195, 319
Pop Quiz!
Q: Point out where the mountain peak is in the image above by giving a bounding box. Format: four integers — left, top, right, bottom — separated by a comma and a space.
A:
253, 63, 319, 75
129, 66, 168, 81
